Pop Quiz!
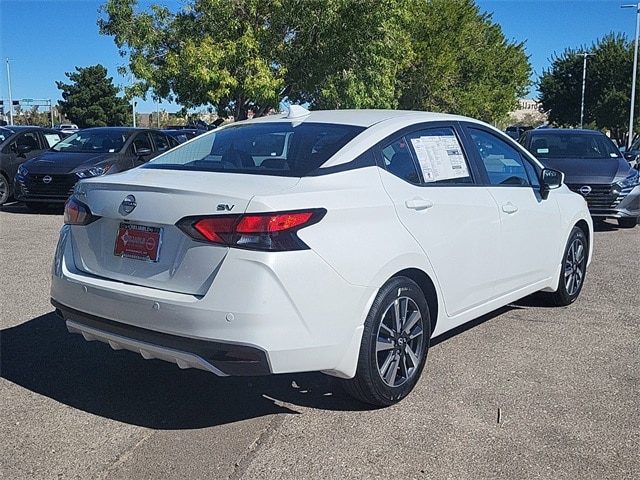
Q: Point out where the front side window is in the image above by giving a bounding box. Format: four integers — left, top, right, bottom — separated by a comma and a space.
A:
468, 128, 535, 186
144, 122, 364, 177
16, 132, 40, 150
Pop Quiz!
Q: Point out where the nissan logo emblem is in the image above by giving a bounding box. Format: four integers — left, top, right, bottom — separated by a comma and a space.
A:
42, 175, 52, 184
120, 195, 137, 215
579, 185, 592, 196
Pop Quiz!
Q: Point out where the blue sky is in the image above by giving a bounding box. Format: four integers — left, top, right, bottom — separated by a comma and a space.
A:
0, 0, 638, 114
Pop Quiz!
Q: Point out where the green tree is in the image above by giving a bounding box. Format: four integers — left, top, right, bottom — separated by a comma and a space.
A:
99, 0, 287, 120
56, 64, 131, 127
98, 0, 530, 122
13, 105, 52, 127
398, 0, 530, 122
280, 0, 413, 109
538, 33, 633, 144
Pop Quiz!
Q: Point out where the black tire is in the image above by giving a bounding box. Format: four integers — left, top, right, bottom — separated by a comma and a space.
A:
341, 276, 431, 406
542, 226, 588, 306
0, 173, 9, 205
618, 217, 638, 229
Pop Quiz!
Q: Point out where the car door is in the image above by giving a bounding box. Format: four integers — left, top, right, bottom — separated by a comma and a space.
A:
2, 131, 45, 179
461, 125, 562, 296
377, 124, 502, 318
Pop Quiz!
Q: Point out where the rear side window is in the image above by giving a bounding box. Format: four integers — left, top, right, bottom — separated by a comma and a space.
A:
150, 131, 174, 152
406, 128, 472, 184
381, 138, 421, 184
144, 122, 365, 176
381, 127, 473, 185
43, 133, 65, 147
132, 133, 152, 153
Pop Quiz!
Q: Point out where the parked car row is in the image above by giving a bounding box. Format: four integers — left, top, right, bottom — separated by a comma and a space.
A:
0, 124, 214, 207
13, 128, 179, 210
2, 121, 639, 231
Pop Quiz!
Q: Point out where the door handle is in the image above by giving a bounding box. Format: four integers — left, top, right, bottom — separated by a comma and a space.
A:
405, 198, 434, 210
502, 203, 518, 214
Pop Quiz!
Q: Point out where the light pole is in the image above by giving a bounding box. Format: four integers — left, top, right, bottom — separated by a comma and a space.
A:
579, 52, 593, 128
623, 3, 640, 148
5, 57, 13, 126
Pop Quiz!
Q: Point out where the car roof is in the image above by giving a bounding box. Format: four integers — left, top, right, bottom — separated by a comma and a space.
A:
243, 109, 479, 128
527, 128, 605, 136
77, 127, 153, 132
0, 125, 56, 132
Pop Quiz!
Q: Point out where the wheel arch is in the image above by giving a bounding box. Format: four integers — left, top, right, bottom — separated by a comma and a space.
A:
574, 218, 592, 262
393, 268, 439, 335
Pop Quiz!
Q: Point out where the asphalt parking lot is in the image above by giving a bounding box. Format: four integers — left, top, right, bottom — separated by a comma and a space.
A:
1, 202, 638, 479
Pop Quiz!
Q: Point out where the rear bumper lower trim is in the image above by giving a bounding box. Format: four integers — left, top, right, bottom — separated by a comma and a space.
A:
52, 299, 272, 376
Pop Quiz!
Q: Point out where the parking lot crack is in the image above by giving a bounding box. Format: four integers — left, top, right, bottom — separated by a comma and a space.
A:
96, 431, 154, 480
228, 414, 286, 480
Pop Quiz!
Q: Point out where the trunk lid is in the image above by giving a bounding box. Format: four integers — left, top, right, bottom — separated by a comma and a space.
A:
69, 168, 300, 295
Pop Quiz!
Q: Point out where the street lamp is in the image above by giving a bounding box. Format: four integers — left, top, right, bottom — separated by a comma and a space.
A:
579, 52, 593, 128
5, 57, 13, 126
623, 3, 640, 148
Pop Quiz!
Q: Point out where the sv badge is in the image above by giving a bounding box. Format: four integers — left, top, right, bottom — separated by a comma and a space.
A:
217, 204, 235, 211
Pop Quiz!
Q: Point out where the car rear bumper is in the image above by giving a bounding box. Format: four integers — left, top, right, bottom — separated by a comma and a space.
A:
51, 225, 374, 378
52, 300, 271, 375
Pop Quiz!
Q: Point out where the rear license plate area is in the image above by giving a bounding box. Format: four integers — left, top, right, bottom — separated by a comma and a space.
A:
114, 223, 162, 262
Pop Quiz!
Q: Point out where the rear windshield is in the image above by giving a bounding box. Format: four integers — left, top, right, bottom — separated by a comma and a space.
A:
143, 122, 365, 176
528, 133, 620, 159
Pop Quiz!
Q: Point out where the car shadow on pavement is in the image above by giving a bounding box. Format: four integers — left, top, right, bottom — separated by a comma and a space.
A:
0, 201, 64, 215
0, 312, 373, 429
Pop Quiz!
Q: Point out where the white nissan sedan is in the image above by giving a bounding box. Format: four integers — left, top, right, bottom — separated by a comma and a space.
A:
51, 108, 593, 406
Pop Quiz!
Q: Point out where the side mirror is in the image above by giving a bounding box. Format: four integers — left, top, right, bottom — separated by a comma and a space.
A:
540, 168, 563, 200
619, 146, 627, 153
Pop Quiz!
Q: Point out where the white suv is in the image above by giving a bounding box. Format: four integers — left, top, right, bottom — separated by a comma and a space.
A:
51, 108, 593, 406
54, 123, 79, 134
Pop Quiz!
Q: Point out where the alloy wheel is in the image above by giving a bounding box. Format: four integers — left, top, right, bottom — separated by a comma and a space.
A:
564, 236, 585, 296
376, 296, 425, 387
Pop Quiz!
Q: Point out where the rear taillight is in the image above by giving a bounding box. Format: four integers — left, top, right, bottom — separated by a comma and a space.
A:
64, 197, 99, 225
176, 209, 326, 251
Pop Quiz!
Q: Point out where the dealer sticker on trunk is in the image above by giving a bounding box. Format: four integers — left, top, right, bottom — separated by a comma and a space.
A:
114, 223, 162, 262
